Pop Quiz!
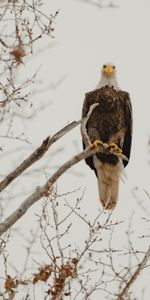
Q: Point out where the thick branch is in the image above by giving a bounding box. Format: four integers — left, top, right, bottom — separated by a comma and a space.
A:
80, 103, 99, 147
0, 146, 97, 236
117, 247, 150, 300
0, 104, 128, 235
0, 103, 99, 193
0, 120, 81, 193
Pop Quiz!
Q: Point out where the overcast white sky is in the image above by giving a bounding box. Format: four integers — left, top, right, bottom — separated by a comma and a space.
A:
2, 0, 150, 298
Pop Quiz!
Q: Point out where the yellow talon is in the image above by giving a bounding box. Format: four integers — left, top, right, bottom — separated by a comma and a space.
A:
91, 140, 103, 149
108, 143, 122, 154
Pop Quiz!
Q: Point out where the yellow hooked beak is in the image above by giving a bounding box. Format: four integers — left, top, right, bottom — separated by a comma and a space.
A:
103, 65, 114, 74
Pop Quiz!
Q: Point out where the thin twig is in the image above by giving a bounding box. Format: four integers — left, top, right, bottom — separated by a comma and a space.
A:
117, 246, 150, 300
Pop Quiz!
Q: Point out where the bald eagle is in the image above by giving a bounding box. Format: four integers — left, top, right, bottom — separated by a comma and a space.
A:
82, 63, 132, 209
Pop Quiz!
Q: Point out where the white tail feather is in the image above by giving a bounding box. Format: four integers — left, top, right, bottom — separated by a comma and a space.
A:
93, 156, 121, 209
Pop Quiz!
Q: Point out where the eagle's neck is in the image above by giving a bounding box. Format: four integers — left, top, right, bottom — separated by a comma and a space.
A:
96, 76, 120, 91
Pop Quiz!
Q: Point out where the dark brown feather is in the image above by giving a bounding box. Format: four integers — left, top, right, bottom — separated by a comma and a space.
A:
82, 86, 132, 173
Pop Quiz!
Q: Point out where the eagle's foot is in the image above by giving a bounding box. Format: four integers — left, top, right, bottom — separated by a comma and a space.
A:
108, 143, 122, 154
91, 140, 103, 150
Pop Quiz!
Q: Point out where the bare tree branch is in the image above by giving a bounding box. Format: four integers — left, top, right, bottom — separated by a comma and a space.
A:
0, 103, 127, 235
81, 103, 99, 147
0, 146, 127, 236
117, 246, 150, 300
0, 120, 81, 193
77, 0, 118, 9
0, 146, 98, 236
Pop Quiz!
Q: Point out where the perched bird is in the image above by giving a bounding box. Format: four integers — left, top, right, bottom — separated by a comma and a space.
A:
82, 63, 132, 209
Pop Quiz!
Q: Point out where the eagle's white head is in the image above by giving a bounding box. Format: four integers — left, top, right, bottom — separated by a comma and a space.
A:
96, 62, 120, 91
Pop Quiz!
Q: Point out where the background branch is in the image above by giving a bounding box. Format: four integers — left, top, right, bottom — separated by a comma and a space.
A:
117, 247, 150, 300
0, 120, 81, 193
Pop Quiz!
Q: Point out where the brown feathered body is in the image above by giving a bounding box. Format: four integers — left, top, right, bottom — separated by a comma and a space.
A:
82, 86, 132, 209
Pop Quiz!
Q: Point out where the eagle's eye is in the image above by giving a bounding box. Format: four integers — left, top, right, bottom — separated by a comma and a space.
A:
113, 66, 115, 69
103, 65, 106, 68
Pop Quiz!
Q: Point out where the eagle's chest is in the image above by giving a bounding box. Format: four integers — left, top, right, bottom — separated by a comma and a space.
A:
98, 96, 121, 114
94, 96, 125, 136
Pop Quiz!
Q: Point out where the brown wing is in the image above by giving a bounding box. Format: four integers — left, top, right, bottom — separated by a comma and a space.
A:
122, 92, 133, 167
82, 90, 97, 118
